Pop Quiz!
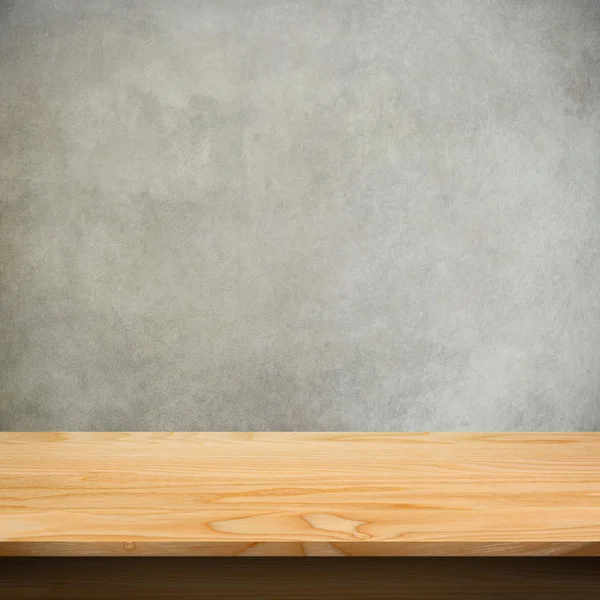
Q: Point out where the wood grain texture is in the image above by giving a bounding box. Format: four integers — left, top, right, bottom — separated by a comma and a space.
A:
3, 558, 600, 600
1, 433, 600, 556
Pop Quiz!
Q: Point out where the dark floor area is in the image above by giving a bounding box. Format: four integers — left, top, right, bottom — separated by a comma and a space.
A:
2, 557, 600, 599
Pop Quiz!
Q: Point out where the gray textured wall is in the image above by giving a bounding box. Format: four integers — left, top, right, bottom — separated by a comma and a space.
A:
1, 1, 599, 431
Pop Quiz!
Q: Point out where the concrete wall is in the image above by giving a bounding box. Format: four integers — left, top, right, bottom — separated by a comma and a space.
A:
1, 0, 599, 430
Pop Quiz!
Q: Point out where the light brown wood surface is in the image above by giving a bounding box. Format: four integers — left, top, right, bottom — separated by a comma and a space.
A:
1, 433, 599, 556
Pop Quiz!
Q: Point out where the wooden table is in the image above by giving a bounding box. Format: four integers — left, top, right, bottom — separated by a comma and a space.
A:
1, 433, 599, 557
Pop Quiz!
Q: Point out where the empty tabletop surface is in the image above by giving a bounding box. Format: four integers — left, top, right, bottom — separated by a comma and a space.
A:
1, 432, 599, 556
